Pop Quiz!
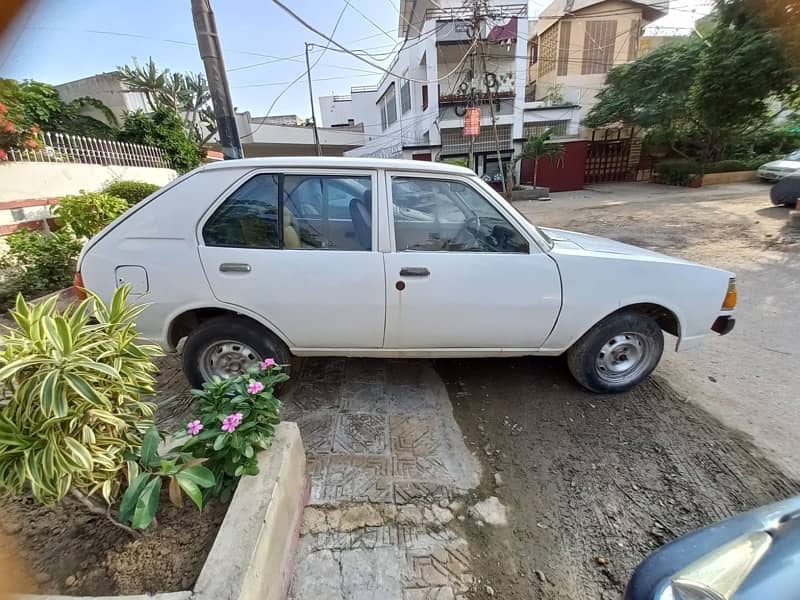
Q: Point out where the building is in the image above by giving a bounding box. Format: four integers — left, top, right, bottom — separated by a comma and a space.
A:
318, 0, 582, 184
55, 73, 149, 125
526, 0, 669, 122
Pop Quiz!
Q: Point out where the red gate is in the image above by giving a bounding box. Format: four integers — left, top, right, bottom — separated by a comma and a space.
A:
520, 140, 588, 192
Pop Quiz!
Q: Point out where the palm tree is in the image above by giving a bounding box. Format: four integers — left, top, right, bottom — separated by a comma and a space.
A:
519, 128, 564, 189
116, 58, 167, 112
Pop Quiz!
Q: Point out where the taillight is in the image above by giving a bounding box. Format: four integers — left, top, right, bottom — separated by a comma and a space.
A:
721, 278, 737, 311
72, 272, 87, 300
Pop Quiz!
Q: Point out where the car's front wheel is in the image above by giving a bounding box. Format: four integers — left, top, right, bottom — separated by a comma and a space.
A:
566, 310, 664, 393
182, 315, 291, 388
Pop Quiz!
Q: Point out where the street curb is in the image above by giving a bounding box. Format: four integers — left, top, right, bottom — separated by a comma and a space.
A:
15, 422, 307, 600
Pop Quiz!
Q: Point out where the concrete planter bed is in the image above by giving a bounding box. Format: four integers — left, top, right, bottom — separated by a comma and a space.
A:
13, 422, 306, 600
701, 170, 758, 186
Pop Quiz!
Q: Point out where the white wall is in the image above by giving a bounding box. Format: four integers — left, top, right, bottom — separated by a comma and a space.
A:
55, 74, 149, 125
0, 162, 177, 203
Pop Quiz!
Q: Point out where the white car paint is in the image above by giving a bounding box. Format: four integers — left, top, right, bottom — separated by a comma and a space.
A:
79, 157, 734, 361
758, 150, 800, 181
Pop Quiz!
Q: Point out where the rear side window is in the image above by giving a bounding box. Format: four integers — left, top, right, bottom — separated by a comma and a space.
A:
203, 173, 372, 251
203, 174, 280, 248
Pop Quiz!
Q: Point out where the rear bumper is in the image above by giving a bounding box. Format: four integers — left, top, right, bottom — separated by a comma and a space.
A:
712, 315, 735, 336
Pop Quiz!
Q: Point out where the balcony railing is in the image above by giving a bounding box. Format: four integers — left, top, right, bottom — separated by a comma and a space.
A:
5, 131, 170, 169
439, 91, 515, 105
426, 3, 527, 22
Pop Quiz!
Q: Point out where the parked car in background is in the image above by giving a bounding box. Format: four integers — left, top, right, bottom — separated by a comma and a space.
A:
770, 171, 800, 207
77, 157, 737, 394
758, 149, 800, 181
626, 496, 800, 600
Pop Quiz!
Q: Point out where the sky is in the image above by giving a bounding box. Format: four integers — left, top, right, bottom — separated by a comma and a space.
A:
0, 0, 713, 119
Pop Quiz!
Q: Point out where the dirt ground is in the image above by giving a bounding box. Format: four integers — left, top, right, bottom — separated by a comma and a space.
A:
437, 183, 800, 599
0, 491, 226, 595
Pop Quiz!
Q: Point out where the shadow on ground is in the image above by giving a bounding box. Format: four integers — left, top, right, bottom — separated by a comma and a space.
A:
435, 356, 799, 600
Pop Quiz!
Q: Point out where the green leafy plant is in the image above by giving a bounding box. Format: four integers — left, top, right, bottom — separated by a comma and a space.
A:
55, 191, 129, 239
518, 128, 565, 189
0, 229, 82, 310
118, 425, 215, 530
654, 158, 701, 186
118, 108, 202, 173
0, 286, 162, 524
703, 159, 749, 173
179, 360, 288, 500
101, 180, 161, 206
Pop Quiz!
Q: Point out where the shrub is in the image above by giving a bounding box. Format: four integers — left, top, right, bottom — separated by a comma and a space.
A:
704, 159, 749, 173
654, 158, 701, 186
118, 109, 202, 173
102, 180, 160, 206
0, 286, 162, 508
55, 191, 129, 239
0, 229, 82, 309
179, 360, 288, 500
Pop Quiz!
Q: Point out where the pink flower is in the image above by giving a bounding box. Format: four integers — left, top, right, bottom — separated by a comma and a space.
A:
260, 358, 276, 370
247, 380, 264, 394
221, 412, 243, 433
186, 420, 203, 436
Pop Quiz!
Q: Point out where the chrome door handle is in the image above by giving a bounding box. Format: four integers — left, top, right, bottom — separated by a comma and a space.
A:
219, 263, 251, 273
400, 267, 430, 277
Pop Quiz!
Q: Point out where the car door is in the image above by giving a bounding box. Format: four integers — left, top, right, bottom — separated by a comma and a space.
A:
383, 172, 562, 349
198, 168, 385, 349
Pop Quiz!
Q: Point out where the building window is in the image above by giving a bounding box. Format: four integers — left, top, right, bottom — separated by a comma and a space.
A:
538, 25, 558, 76
628, 19, 641, 61
421, 85, 429, 111
557, 21, 571, 76
378, 83, 398, 130
529, 41, 538, 65
582, 20, 618, 75
400, 80, 411, 114
523, 120, 570, 138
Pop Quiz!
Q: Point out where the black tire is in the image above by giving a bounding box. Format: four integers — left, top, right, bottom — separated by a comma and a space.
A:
566, 310, 664, 394
182, 315, 291, 388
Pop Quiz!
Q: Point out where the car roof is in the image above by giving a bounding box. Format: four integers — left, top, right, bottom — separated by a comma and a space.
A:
199, 156, 476, 176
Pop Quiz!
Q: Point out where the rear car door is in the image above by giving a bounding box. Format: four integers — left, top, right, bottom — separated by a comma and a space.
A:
383, 173, 562, 349
197, 168, 385, 349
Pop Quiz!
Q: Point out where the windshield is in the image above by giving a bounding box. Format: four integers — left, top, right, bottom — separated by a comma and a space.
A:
785, 149, 800, 161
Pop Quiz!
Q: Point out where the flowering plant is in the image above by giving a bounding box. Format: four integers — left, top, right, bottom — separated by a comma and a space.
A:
0, 102, 41, 159
178, 359, 288, 500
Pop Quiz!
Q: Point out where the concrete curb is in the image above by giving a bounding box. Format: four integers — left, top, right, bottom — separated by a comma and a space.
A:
15, 421, 307, 600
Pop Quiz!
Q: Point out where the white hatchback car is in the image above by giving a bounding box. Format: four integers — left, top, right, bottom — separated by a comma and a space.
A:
79, 158, 736, 393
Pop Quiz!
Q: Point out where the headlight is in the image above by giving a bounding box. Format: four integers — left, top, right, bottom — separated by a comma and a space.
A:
659, 531, 771, 600
721, 278, 737, 311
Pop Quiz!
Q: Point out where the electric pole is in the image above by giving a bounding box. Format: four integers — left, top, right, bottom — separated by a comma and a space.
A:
192, 0, 243, 160
305, 42, 322, 156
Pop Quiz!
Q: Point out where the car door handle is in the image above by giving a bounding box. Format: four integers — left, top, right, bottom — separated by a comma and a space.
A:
219, 263, 251, 273
400, 267, 430, 277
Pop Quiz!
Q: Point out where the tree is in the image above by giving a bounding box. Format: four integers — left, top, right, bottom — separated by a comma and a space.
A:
518, 128, 564, 189
117, 108, 202, 172
586, 1, 796, 164
116, 58, 217, 145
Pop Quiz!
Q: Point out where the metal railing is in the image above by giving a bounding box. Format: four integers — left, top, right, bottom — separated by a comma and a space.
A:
425, 3, 527, 22
5, 131, 171, 169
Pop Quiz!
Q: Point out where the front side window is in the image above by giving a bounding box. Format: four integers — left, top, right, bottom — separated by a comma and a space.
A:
203, 173, 372, 251
391, 177, 529, 253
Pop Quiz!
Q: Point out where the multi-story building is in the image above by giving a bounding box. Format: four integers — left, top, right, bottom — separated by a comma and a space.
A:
526, 0, 669, 123
318, 0, 581, 183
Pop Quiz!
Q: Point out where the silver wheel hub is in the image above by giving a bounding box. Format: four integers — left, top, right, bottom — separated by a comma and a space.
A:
200, 340, 262, 380
596, 333, 647, 383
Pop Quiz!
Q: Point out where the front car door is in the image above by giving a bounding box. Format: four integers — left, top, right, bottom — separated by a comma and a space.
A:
198, 168, 385, 349
383, 172, 562, 350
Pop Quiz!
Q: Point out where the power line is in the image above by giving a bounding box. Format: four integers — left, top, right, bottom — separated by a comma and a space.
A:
342, 0, 398, 42
270, 0, 479, 84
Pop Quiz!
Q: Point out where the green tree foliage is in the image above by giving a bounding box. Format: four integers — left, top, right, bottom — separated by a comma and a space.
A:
101, 180, 161, 206
118, 109, 202, 172
586, 0, 796, 163
517, 128, 565, 188
0, 78, 117, 138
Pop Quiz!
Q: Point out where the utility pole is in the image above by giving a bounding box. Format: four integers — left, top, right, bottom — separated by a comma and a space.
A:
305, 42, 322, 156
191, 0, 243, 160
467, 0, 481, 172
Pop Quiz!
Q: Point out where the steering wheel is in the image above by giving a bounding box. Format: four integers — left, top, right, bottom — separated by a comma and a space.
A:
451, 212, 482, 249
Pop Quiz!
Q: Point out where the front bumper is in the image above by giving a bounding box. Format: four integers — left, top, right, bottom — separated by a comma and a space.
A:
712, 315, 735, 335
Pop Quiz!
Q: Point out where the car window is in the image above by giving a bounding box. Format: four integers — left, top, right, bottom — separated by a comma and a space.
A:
284, 175, 372, 251
203, 174, 280, 248
786, 149, 800, 161
391, 177, 529, 253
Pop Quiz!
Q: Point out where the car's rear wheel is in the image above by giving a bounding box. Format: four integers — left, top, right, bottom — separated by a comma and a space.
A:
182, 316, 291, 388
566, 310, 664, 393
